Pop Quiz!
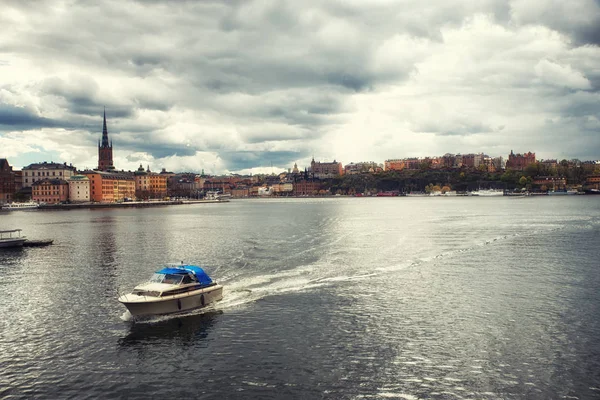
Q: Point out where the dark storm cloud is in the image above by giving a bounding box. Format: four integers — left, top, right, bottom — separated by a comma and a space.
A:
0, 104, 71, 130
219, 150, 307, 171
41, 77, 135, 118
116, 137, 198, 158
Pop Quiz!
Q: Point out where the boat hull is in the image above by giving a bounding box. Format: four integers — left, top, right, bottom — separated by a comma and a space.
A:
0, 238, 26, 248
119, 285, 223, 317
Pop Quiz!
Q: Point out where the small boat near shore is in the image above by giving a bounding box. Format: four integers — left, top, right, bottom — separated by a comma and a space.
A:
118, 264, 223, 318
0, 229, 26, 248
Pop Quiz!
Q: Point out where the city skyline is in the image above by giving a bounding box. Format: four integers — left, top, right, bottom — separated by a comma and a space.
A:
1, 1, 600, 174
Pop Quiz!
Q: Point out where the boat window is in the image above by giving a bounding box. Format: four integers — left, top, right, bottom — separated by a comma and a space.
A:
182, 274, 197, 284
148, 273, 184, 285
133, 289, 160, 297
163, 274, 184, 285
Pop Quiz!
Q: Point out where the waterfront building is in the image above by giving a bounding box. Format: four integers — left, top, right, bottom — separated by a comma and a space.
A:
22, 161, 76, 188
134, 165, 168, 199
32, 178, 69, 204
0, 159, 16, 204
507, 150, 536, 170
231, 186, 250, 198
68, 175, 91, 203
293, 180, 321, 196
82, 170, 135, 202
310, 158, 343, 178
203, 179, 233, 195
98, 109, 115, 171
533, 176, 567, 189
271, 182, 293, 195
586, 175, 600, 189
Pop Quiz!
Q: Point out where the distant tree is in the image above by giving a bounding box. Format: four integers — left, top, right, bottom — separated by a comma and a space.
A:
524, 163, 539, 177
519, 176, 528, 187
441, 185, 451, 193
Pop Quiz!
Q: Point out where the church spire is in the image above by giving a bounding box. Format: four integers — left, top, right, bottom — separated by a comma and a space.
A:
98, 108, 115, 171
101, 107, 109, 148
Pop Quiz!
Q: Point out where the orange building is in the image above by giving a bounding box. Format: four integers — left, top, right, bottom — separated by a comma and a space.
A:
82, 171, 135, 202
32, 178, 69, 204
134, 165, 168, 199
384, 159, 405, 171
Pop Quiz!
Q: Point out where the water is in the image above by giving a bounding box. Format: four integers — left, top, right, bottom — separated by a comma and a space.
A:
1, 197, 599, 399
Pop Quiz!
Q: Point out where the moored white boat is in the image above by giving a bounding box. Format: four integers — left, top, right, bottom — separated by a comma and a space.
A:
0, 229, 26, 248
118, 264, 223, 318
470, 189, 504, 197
1, 201, 39, 210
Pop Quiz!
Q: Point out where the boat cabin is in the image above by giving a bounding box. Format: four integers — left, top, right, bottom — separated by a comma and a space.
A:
132, 265, 215, 298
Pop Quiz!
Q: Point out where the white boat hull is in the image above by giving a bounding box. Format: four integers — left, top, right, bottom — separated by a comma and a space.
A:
119, 284, 223, 317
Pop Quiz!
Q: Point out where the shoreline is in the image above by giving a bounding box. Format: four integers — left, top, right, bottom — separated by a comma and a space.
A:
36, 199, 227, 211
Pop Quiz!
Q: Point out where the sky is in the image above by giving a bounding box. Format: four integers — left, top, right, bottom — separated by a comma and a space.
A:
1, 0, 599, 174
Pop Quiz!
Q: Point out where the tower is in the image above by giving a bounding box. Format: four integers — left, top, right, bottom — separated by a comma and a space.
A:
98, 109, 115, 171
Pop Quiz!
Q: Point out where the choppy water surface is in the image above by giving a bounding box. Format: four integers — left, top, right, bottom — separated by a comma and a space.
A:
1, 197, 599, 399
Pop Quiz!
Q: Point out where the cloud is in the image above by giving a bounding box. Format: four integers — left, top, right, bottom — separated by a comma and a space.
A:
534, 59, 592, 90
1, 0, 599, 173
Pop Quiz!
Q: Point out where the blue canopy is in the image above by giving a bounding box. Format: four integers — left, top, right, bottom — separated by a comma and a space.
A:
156, 265, 213, 285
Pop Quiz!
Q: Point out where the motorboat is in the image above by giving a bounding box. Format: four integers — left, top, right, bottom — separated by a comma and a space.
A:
0, 229, 26, 248
118, 264, 223, 318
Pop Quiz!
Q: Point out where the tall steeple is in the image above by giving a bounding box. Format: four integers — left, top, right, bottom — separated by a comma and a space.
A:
98, 108, 115, 171
101, 107, 109, 147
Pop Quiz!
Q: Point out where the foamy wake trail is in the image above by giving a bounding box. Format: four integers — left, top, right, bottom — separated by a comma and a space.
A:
120, 310, 133, 322
215, 266, 331, 311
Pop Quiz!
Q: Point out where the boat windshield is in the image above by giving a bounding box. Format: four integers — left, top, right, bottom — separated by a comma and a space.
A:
149, 273, 184, 285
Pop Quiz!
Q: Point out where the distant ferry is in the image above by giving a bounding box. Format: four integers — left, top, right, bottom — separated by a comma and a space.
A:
471, 189, 504, 197
1, 201, 39, 211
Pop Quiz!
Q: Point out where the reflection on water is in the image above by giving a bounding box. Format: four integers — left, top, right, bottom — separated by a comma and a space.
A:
119, 310, 222, 347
